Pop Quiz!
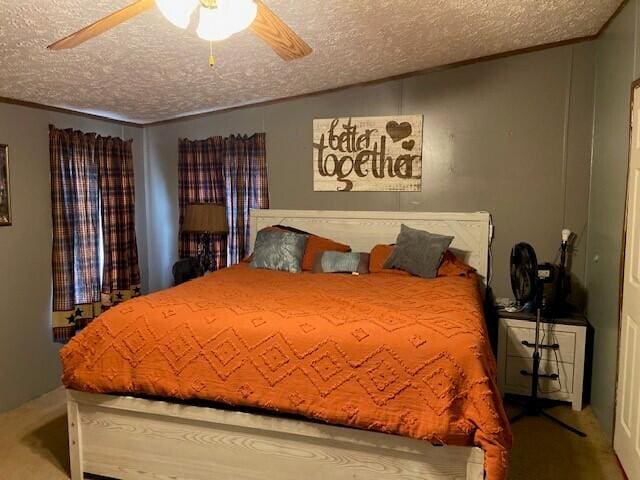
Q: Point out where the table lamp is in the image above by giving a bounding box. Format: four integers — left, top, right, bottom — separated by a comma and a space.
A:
182, 203, 229, 273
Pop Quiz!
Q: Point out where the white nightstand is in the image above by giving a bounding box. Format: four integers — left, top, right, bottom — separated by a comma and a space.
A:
497, 310, 589, 411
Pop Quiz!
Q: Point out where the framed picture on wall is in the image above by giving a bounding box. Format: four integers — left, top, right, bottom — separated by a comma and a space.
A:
0, 144, 11, 226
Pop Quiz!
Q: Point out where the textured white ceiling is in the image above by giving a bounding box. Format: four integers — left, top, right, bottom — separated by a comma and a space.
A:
0, 0, 620, 124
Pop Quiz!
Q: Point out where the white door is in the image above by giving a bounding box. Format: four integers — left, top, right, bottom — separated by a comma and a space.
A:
615, 83, 640, 479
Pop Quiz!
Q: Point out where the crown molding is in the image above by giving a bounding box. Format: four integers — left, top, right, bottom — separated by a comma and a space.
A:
0, 96, 143, 128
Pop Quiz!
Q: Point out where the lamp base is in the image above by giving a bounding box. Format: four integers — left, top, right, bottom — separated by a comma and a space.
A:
196, 233, 216, 274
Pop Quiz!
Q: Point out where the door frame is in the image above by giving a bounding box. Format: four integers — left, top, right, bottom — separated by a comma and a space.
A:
613, 77, 640, 446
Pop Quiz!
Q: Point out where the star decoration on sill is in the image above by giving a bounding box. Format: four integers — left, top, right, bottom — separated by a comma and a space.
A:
75, 307, 83, 317
66, 314, 76, 324
133, 286, 141, 295
116, 292, 124, 301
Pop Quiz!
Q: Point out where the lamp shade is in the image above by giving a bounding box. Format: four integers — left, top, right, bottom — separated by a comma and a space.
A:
182, 203, 229, 234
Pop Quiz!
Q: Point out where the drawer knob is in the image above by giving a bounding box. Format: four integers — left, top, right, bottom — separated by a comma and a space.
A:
521, 340, 560, 350
520, 369, 559, 380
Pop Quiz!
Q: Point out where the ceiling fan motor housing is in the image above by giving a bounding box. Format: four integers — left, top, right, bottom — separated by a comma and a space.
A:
200, 0, 218, 9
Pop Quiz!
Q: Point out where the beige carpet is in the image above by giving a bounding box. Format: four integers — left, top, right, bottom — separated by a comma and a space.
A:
505, 402, 625, 479
0, 388, 626, 479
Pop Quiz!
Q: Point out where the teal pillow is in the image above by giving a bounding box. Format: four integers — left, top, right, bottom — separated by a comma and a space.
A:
312, 251, 369, 274
250, 229, 308, 273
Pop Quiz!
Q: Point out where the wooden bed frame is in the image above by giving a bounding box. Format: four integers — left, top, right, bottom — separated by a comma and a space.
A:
67, 209, 493, 480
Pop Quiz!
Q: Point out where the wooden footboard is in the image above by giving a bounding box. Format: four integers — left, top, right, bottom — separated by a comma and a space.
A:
67, 389, 484, 480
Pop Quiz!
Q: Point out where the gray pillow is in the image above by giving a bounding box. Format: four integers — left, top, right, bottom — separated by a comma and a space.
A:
250, 228, 308, 273
384, 224, 454, 278
312, 251, 370, 274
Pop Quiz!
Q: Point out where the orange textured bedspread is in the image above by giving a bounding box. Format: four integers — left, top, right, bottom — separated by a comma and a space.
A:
61, 264, 511, 479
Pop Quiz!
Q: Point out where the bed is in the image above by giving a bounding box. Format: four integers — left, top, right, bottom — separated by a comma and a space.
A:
61, 209, 510, 480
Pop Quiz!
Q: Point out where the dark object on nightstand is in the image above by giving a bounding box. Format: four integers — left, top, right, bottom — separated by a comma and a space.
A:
173, 258, 202, 286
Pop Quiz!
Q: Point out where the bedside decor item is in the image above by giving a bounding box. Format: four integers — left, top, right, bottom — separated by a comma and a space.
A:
182, 203, 229, 273
0, 144, 10, 226
313, 115, 423, 192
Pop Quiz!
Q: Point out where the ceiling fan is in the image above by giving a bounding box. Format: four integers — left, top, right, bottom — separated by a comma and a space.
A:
47, 0, 312, 62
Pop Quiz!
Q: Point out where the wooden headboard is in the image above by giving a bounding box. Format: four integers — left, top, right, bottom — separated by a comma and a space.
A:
249, 209, 492, 283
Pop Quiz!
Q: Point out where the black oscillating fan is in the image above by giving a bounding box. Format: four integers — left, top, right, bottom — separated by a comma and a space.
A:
510, 243, 538, 312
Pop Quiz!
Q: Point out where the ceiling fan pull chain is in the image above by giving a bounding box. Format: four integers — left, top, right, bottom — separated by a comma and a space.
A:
208, 41, 216, 68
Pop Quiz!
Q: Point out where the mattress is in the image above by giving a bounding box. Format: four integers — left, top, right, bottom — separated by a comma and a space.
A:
60, 263, 511, 479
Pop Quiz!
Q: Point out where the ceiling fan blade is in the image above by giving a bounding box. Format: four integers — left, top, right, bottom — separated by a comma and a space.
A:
47, 0, 155, 50
250, 1, 312, 61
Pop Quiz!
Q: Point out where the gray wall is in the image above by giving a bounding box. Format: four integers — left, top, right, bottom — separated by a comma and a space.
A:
1, 23, 630, 437
145, 44, 595, 303
0, 104, 148, 412
586, 0, 639, 438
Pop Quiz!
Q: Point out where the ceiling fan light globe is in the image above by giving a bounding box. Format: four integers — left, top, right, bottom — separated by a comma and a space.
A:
219, 0, 258, 32
156, 0, 199, 28
196, 5, 232, 41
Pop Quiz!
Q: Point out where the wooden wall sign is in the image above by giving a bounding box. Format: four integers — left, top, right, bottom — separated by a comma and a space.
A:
0, 145, 10, 226
313, 115, 423, 192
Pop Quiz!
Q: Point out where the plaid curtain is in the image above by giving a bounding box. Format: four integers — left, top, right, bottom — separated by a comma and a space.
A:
50, 127, 101, 342
178, 137, 227, 269
178, 133, 269, 266
50, 126, 141, 342
97, 136, 141, 308
224, 134, 269, 263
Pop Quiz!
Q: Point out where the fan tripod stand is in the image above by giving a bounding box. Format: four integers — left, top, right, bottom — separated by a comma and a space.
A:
509, 304, 586, 437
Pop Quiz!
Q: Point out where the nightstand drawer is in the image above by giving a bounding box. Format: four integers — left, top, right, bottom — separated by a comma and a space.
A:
505, 324, 576, 363
504, 356, 574, 394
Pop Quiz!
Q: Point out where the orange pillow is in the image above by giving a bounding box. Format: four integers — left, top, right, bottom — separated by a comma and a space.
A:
302, 235, 351, 271
369, 244, 411, 275
438, 250, 476, 277
369, 244, 475, 277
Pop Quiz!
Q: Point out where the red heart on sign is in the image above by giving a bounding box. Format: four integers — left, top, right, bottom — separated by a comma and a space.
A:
386, 121, 412, 143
